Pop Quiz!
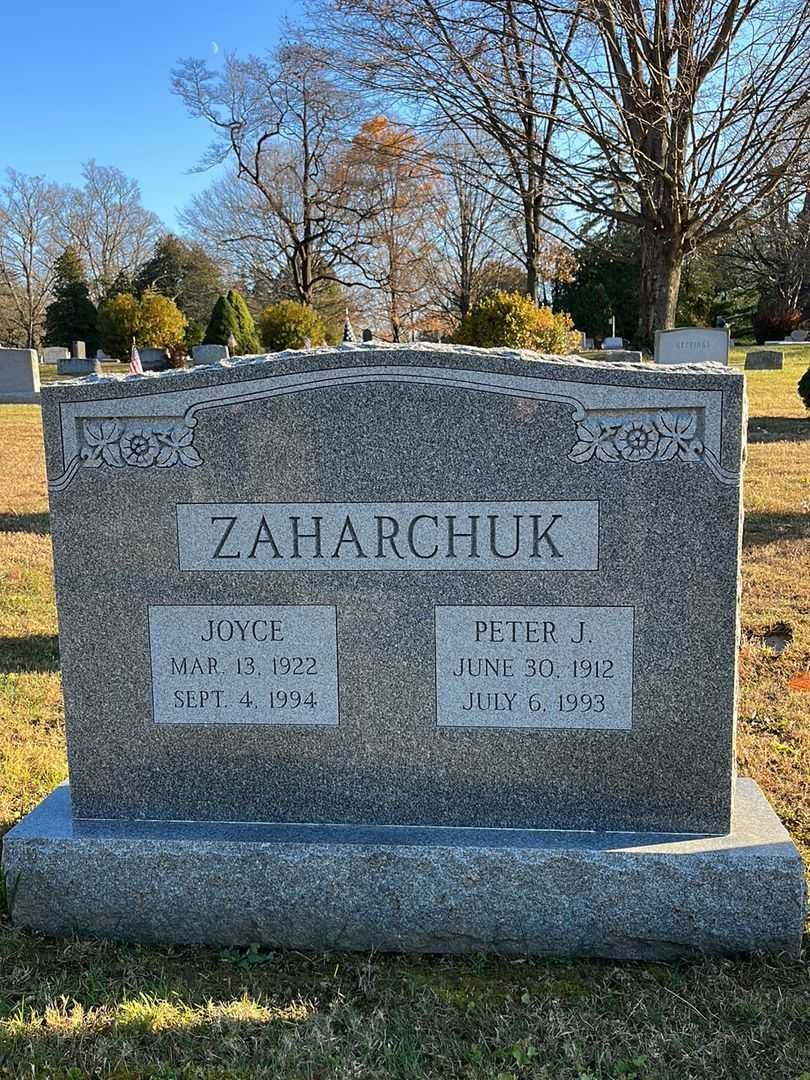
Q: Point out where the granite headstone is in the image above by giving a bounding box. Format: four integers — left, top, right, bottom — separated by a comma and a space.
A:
0, 347, 40, 402
655, 328, 729, 366
3, 344, 804, 957
745, 350, 784, 370
139, 347, 171, 371
595, 349, 642, 364
192, 344, 229, 366
42, 346, 70, 365
58, 356, 103, 376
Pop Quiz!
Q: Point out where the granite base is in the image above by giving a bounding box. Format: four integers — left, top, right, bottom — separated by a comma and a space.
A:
2, 780, 804, 959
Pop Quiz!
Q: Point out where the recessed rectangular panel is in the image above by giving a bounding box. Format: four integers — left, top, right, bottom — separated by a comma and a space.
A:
435, 605, 634, 729
176, 501, 599, 571
148, 605, 338, 726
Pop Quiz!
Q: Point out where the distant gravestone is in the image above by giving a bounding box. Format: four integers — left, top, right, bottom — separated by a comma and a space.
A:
789, 330, 808, 342
191, 344, 229, 366
362, 329, 374, 342
71, 341, 86, 360
655, 328, 729, 366
3, 344, 804, 958
42, 346, 69, 365
58, 356, 101, 376
601, 337, 624, 349
139, 348, 171, 371
597, 349, 642, 364
0, 348, 40, 402
745, 350, 783, 371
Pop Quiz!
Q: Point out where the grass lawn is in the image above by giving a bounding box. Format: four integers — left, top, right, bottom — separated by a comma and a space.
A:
0, 352, 809, 1078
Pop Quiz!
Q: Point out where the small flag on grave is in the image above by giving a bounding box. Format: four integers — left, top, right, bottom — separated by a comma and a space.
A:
129, 340, 144, 375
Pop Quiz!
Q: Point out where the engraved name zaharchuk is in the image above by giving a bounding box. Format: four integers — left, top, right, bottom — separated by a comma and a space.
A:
176, 501, 599, 572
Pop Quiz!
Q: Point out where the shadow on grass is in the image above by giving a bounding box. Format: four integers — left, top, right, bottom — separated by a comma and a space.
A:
743, 512, 810, 549
0, 511, 50, 536
747, 416, 810, 443
0, 634, 59, 673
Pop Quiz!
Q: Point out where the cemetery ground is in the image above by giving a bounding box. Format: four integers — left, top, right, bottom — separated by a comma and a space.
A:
0, 352, 808, 1079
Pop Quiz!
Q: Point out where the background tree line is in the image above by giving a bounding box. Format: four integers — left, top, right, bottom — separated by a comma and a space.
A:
1, 0, 809, 353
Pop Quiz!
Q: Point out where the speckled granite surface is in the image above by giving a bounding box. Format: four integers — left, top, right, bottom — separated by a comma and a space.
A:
35, 344, 746, 833
2, 780, 804, 958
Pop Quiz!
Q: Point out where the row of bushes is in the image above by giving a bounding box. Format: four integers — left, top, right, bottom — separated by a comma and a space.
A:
97, 288, 580, 357
249, 292, 579, 353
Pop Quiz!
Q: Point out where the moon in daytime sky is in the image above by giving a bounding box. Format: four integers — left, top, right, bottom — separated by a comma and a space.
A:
211, 41, 220, 55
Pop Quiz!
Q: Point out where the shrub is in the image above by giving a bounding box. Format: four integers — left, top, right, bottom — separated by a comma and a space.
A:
259, 301, 326, 351
97, 293, 140, 358
453, 291, 577, 352
226, 288, 262, 354
137, 291, 187, 348
799, 367, 810, 410
752, 301, 802, 344
97, 291, 187, 358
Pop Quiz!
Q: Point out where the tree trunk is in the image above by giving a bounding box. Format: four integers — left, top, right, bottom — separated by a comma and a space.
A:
524, 193, 542, 304
637, 229, 683, 349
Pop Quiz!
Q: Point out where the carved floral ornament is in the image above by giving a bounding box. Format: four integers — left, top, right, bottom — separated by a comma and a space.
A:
568, 410, 704, 465
77, 408, 704, 476
80, 420, 201, 470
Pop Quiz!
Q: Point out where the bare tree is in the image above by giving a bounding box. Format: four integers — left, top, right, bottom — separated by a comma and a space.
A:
317, 0, 577, 303
173, 42, 366, 305
325, 0, 810, 344
58, 161, 161, 301
428, 141, 508, 319
526, 0, 810, 343
341, 116, 439, 340
179, 173, 284, 295
724, 187, 810, 313
0, 170, 63, 348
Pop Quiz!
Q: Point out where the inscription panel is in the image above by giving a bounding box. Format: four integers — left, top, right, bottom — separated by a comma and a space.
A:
148, 605, 338, 725
176, 501, 599, 572
435, 605, 633, 729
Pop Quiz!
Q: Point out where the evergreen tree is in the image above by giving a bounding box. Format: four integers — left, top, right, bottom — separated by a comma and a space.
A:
135, 235, 223, 346
45, 248, 98, 351
553, 227, 640, 341
203, 295, 241, 348
226, 288, 261, 354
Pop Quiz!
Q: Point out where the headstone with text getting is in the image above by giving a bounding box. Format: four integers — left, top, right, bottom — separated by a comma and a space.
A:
655, 327, 729, 365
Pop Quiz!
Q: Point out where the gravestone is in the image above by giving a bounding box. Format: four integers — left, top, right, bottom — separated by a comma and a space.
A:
71, 340, 86, 360
0, 347, 40, 402
42, 346, 69, 364
58, 355, 102, 375
601, 337, 623, 349
3, 343, 804, 958
139, 347, 171, 371
745, 349, 783, 370
595, 349, 642, 364
655, 328, 729, 366
191, 344, 229, 366
362, 329, 374, 342
789, 330, 808, 342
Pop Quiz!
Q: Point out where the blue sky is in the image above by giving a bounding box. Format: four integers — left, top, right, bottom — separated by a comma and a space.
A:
0, 0, 303, 229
